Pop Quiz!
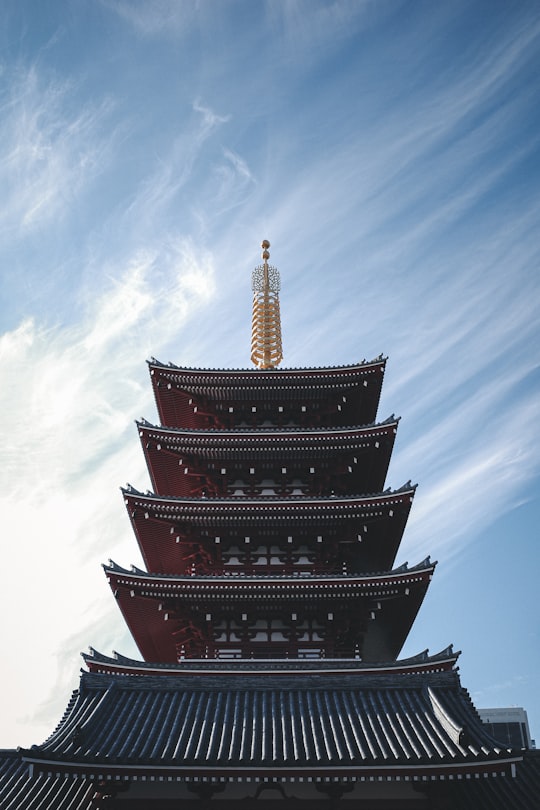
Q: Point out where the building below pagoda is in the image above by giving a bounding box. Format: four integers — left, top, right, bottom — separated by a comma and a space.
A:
1, 242, 539, 809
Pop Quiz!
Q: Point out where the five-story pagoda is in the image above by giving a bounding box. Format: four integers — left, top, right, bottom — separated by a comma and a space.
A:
13, 242, 526, 808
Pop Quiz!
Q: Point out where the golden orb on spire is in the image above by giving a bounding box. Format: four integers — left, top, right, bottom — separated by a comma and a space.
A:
251, 239, 283, 369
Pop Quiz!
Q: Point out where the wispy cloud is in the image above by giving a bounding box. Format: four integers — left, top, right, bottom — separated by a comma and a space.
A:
99, 0, 200, 37
0, 65, 117, 240
0, 236, 216, 745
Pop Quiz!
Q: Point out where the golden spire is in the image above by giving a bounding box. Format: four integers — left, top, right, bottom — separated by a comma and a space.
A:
251, 239, 283, 369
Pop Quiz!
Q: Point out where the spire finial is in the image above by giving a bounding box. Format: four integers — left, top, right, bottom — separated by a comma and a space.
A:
251, 239, 283, 369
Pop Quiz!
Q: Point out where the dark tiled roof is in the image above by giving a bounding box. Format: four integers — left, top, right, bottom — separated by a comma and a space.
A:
4, 747, 540, 808
0, 750, 96, 810
445, 751, 540, 809
22, 669, 518, 779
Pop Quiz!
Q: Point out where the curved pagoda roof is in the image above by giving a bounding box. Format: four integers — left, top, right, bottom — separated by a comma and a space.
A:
137, 415, 398, 454
21, 668, 520, 782
122, 482, 415, 521
149, 357, 386, 428
84, 644, 460, 677
122, 484, 414, 575
103, 558, 435, 664
138, 416, 398, 498
148, 356, 386, 389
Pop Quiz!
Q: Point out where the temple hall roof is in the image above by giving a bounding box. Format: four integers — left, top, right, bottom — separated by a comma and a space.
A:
5, 747, 540, 809
0, 749, 96, 810
21, 669, 520, 781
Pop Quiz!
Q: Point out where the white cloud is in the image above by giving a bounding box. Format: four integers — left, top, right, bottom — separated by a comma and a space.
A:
0, 235, 217, 746
0, 65, 117, 239
400, 394, 540, 562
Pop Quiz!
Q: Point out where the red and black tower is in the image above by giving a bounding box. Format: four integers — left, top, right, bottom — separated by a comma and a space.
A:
5, 242, 535, 809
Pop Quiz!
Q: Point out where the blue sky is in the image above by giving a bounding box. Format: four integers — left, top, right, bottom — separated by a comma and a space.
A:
1, 0, 539, 748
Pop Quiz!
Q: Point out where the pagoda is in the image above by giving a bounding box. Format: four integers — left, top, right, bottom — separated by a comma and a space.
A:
3, 241, 538, 809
